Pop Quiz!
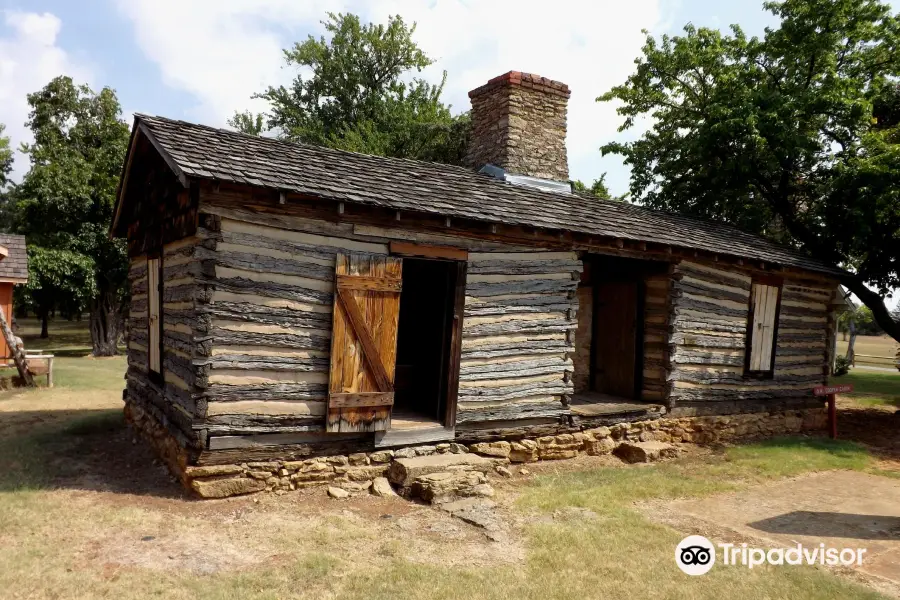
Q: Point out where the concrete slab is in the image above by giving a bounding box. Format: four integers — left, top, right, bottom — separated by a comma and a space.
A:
668, 471, 900, 584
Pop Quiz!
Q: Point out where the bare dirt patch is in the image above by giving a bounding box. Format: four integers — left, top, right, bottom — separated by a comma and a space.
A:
646, 470, 900, 598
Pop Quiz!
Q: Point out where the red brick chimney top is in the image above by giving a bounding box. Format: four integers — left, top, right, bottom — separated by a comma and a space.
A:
468, 71, 571, 99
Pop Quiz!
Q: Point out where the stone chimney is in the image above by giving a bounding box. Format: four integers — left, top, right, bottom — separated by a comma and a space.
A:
466, 71, 570, 182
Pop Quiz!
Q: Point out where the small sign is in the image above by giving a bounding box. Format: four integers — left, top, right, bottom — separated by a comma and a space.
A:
813, 384, 853, 396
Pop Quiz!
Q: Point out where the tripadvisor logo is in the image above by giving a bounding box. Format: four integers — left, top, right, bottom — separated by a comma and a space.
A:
675, 536, 868, 575
675, 535, 716, 576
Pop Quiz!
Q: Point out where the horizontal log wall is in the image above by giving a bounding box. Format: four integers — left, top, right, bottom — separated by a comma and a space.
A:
194, 212, 359, 436
668, 260, 836, 413
195, 199, 580, 440
125, 238, 207, 454
458, 251, 580, 423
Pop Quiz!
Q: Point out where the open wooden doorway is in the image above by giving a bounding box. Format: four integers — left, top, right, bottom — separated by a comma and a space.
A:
378, 243, 466, 444
580, 255, 670, 406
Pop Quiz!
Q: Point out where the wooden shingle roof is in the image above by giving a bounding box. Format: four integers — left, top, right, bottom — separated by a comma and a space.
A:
126, 114, 843, 277
0, 234, 27, 283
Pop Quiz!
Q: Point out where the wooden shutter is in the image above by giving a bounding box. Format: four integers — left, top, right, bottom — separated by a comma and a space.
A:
326, 253, 402, 432
147, 257, 161, 374
747, 281, 781, 373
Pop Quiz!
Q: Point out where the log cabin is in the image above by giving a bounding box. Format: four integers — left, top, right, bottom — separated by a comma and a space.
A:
0, 234, 27, 363
111, 71, 847, 496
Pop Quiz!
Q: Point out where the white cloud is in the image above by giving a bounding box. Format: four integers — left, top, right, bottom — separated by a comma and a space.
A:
113, 0, 662, 185
0, 11, 93, 181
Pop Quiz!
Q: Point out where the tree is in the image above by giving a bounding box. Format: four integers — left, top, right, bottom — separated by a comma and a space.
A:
0, 123, 14, 230
600, 0, 900, 342
227, 111, 266, 136
11, 76, 130, 355
242, 12, 469, 163
21, 246, 95, 338
573, 175, 613, 199
0, 123, 12, 187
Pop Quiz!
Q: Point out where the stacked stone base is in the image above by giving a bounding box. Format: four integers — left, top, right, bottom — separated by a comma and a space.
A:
125, 401, 828, 499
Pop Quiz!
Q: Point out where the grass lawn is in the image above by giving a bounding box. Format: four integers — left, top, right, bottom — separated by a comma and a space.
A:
14, 316, 97, 356
837, 335, 899, 369
0, 357, 894, 598
835, 369, 900, 408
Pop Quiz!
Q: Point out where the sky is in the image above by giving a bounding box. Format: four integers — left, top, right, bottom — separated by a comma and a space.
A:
0, 0, 789, 188
0, 0, 897, 309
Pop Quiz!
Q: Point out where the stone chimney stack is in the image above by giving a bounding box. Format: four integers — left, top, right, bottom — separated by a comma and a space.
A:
466, 71, 570, 182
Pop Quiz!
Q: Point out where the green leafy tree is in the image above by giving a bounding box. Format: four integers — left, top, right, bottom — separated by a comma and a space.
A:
240, 12, 468, 163
0, 123, 12, 187
0, 123, 14, 229
20, 246, 96, 338
600, 0, 900, 342
227, 110, 266, 136
573, 175, 613, 199
11, 76, 130, 354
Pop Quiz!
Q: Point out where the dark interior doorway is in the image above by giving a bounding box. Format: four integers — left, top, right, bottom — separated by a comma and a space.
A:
587, 255, 667, 401
394, 258, 460, 425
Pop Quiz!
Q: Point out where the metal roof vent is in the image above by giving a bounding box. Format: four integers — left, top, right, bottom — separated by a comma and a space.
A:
479, 164, 571, 194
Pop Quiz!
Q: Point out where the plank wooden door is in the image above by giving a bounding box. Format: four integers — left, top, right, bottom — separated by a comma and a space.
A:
747, 282, 781, 373
592, 281, 638, 398
326, 253, 403, 432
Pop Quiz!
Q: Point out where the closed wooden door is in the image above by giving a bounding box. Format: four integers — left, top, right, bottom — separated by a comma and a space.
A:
0, 284, 12, 361
592, 281, 638, 398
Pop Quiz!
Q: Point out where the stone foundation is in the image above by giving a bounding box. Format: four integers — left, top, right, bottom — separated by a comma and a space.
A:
125, 401, 827, 498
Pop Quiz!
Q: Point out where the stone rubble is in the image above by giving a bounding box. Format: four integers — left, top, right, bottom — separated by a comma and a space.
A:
613, 441, 679, 464
327, 486, 350, 499
495, 466, 513, 478
371, 477, 398, 498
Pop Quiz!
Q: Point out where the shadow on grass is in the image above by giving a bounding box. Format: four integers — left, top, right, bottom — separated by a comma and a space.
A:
0, 408, 190, 500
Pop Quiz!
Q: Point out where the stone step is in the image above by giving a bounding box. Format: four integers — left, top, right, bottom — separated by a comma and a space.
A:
387, 453, 494, 488
613, 441, 678, 464
410, 471, 493, 504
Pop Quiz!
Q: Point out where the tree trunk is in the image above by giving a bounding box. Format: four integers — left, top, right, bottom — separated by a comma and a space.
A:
841, 277, 900, 344
845, 319, 857, 366
90, 284, 123, 357
36, 305, 50, 339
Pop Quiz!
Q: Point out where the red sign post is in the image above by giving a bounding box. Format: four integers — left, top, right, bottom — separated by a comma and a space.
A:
813, 384, 852, 439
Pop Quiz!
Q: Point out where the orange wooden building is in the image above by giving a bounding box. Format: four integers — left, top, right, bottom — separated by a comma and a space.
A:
0, 234, 28, 362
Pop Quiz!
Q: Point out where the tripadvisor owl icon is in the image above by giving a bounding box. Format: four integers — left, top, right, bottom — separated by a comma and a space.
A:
676, 535, 716, 575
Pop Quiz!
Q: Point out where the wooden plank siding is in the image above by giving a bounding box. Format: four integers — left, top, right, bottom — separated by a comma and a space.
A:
667, 260, 835, 414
